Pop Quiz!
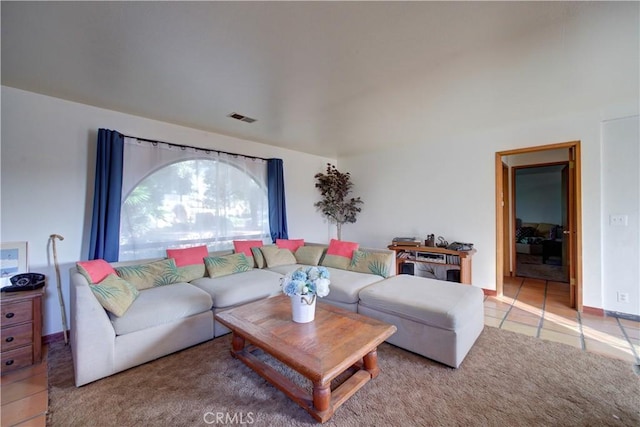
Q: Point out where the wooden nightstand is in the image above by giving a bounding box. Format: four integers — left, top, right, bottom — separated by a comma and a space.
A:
1, 287, 44, 374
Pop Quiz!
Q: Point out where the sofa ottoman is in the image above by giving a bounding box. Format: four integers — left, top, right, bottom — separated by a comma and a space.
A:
357, 275, 484, 368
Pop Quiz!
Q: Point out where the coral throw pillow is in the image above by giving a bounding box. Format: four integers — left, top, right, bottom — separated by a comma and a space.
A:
326, 239, 359, 259
76, 259, 116, 284
166, 245, 208, 267
276, 239, 305, 252
233, 240, 263, 256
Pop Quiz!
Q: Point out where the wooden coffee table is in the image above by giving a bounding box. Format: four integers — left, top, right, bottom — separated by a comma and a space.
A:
215, 294, 397, 423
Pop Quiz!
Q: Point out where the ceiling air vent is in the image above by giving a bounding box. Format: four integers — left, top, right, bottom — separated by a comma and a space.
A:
227, 112, 257, 123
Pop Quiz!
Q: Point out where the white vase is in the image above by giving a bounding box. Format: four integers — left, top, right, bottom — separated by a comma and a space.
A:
290, 294, 316, 323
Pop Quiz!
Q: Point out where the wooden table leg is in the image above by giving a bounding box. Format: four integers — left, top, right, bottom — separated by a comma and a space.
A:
363, 349, 380, 378
312, 382, 331, 412
231, 333, 245, 356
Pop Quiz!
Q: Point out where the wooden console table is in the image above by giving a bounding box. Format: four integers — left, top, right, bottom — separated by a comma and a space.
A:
387, 245, 476, 285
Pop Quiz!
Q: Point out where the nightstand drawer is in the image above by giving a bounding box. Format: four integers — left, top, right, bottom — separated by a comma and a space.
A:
1, 345, 33, 372
1, 322, 33, 351
1, 301, 33, 326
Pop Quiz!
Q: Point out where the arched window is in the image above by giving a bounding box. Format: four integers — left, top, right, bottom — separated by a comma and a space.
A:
119, 140, 269, 260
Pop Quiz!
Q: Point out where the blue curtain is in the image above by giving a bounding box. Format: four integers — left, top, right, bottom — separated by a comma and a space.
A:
88, 129, 124, 261
267, 158, 288, 242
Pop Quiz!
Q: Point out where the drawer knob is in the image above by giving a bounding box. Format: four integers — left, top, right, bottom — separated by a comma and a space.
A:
5, 312, 14, 319
5, 359, 14, 366
5, 336, 14, 342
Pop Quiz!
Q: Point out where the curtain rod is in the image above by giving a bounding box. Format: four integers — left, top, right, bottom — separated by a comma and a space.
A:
121, 133, 269, 162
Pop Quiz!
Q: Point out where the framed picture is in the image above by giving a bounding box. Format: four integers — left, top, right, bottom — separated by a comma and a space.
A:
1, 241, 28, 286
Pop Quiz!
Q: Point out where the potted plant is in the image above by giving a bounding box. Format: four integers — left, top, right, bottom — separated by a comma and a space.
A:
314, 163, 363, 240
281, 266, 331, 323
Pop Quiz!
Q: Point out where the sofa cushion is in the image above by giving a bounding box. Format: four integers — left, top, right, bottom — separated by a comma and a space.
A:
251, 246, 266, 268
166, 245, 208, 267
108, 283, 212, 335
204, 253, 252, 278
190, 269, 284, 308
266, 264, 381, 304
349, 250, 393, 278
166, 245, 209, 282
536, 223, 556, 238
294, 246, 325, 266
90, 274, 139, 317
115, 259, 182, 291
77, 259, 116, 284
265, 263, 303, 276
321, 254, 352, 270
259, 246, 297, 268
358, 275, 484, 330
276, 238, 305, 252
233, 240, 263, 256
233, 240, 264, 267
326, 239, 359, 258
321, 267, 383, 305
321, 239, 359, 270
177, 264, 207, 282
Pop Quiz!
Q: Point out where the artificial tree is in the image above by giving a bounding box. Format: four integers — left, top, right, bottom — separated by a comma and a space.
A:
314, 163, 363, 240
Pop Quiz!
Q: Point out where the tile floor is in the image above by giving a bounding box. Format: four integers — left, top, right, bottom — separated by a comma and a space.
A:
487, 276, 640, 364
2, 276, 639, 426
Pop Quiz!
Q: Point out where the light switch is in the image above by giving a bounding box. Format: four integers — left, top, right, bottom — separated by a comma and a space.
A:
609, 214, 628, 226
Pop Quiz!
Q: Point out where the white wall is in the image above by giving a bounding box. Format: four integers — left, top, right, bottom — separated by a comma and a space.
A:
341, 109, 638, 316
601, 116, 640, 315
1, 86, 335, 336
515, 170, 562, 225
337, 3, 639, 315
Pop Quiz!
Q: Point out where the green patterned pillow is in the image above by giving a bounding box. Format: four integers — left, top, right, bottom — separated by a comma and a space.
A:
251, 245, 272, 269
348, 250, 393, 278
259, 246, 297, 268
115, 259, 182, 290
320, 253, 351, 270
204, 253, 252, 278
294, 246, 325, 266
177, 264, 206, 282
90, 274, 139, 317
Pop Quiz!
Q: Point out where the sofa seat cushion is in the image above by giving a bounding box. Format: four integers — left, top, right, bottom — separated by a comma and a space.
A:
358, 275, 484, 331
267, 264, 384, 305
323, 267, 385, 304
109, 283, 213, 335
190, 269, 284, 309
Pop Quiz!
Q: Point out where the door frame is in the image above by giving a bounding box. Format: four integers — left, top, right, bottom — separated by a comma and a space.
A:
495, 141, 583, 311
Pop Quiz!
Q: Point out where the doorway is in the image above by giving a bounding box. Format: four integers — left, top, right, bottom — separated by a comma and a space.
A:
495, 141, 582, 310
513, 163, 569, 283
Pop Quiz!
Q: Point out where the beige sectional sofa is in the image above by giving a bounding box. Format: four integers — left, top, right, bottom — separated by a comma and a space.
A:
70, 244, 393, 386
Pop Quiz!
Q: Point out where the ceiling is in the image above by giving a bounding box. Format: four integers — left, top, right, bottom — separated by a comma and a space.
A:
2, 2, 585, 157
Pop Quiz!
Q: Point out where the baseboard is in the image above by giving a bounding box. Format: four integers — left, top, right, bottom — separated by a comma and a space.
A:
605, 310, 640, 322
583, 306, 640, 321
42, 331, 68, 345
582, 306, 605, 316
482, 289, 497, 297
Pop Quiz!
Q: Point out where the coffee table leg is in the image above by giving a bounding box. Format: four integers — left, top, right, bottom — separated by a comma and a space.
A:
312, 383, 331, 412
363, 349, 380, 378
231, 333, 245, 355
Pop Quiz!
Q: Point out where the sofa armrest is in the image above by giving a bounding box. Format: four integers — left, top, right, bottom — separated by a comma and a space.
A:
69, 268, 116, 386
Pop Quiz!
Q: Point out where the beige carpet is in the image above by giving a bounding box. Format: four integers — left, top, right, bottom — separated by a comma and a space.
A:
47, 327, 639, 426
